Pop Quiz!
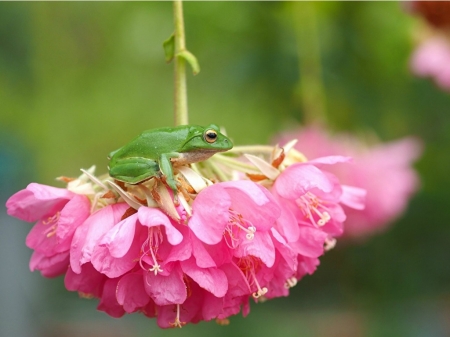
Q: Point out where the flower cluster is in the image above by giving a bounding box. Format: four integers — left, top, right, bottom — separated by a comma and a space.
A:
6, 142, 365, 328
275, 125, 422, 239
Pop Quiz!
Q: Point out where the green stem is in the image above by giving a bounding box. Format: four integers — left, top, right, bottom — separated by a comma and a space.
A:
292, 2, 327, 125
173, 0, 188, 126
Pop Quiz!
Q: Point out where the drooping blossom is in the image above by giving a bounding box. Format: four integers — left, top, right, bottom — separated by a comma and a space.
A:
275, 124, 421, 239
5, 136, 367, 328
6, 183, 91, 277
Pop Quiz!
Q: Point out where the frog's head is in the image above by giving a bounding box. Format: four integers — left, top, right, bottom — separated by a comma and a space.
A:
182, 124, 233, 153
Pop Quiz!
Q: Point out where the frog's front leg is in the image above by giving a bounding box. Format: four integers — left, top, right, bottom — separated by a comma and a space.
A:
109, 157, 160, 184
159, 152, 181, 199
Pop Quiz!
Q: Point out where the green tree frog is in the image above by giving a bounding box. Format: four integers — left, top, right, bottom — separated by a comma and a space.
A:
108, 124, 233, 197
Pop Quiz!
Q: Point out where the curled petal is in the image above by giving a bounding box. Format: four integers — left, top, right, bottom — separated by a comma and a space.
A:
138, 207, 182, 245
29, 250, 69, 278
6, 183, 73, 222
99, 214, 138, 258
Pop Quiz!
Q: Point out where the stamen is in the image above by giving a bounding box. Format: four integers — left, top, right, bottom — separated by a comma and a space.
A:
139, 227, 163, 275
42, 212, 60, 238
42, 212, 60, 225
250, 268, 268, 299
238, 257, 268, 299
297, 192, 331, 227
227, 210, 257, 241
169, 304, 186, 328
324, 238, 337, 251
284, 277, 298, 289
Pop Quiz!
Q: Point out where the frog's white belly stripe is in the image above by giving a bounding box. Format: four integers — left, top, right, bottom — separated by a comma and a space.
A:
171, 150, 220, 166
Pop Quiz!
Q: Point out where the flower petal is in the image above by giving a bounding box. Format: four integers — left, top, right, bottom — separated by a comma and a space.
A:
234, 231, 276, 268
99, 213, 138, 258
138, 207, 183, 245
181, 257, 228, 298
144, 264, 187, 305
6, 183, 73, 222
275, 164, 334, 199
116, 272, 150, 313
97, 278, 126, 318
189, 184, 231, 245
70, 203, 128, 274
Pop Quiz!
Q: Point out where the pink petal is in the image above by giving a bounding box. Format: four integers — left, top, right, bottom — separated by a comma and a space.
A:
64, 263, 106, 298
220, 263, 251, 297
289, 226, 327, 258
181, 257, 228, 298
91, 230, 141, 278
190, 232, 217, 268
272, 193, 300, 243
275, 164, 334, 199
138, 207, 182, 245
98, 213, 138, 258
116, 272, 150, 313
234, 231, 276, 268
308, 155, 352, 165
189, 184, 231, 245
202, 292, 224, 321
222, 181, 281, 231
144, 264, 187, 305
26, 220, 58, 255
340, 185, 366, 210
56, 194, 91, 246
29, 250, 69, 278
70, 203, 128, 274
97, 278, 125, 318
6, 183, 73, 222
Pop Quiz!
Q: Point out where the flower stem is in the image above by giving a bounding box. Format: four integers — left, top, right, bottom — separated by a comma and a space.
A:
291, 2, 327, 125
173, 0, 188, 126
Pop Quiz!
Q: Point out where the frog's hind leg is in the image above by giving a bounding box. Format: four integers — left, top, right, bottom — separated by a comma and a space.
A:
108, 157, 160, 184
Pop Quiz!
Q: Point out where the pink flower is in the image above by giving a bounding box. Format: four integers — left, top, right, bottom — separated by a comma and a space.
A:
6, 183, 91, 277
410, 36, 450, 90
5, 143, 368, 327
276, 125, 421, 239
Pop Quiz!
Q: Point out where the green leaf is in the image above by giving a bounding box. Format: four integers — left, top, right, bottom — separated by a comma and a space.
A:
178, 50, 200, 75
163, 33, 175, 63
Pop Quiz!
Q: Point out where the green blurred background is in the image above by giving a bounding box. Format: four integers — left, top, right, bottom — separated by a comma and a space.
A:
1, 2, 450, 337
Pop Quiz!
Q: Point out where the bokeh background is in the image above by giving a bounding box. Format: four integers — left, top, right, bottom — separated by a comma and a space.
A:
1, 2, 450, 337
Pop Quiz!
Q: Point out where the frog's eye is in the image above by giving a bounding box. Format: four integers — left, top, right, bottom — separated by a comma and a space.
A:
204, 129, 218, 143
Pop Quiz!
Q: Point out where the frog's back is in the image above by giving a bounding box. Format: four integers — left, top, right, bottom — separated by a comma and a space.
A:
110, 126, 191, 160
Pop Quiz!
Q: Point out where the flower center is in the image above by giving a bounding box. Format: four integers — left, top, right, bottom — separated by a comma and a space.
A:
139, 227, 163, 275
42, 212, 60, 238
224, 209, 256, 248
297, 192, 331, 227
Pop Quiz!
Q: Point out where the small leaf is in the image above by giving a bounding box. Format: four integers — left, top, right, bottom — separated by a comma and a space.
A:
163, 33, 175, 63
178, 50, 200, 75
